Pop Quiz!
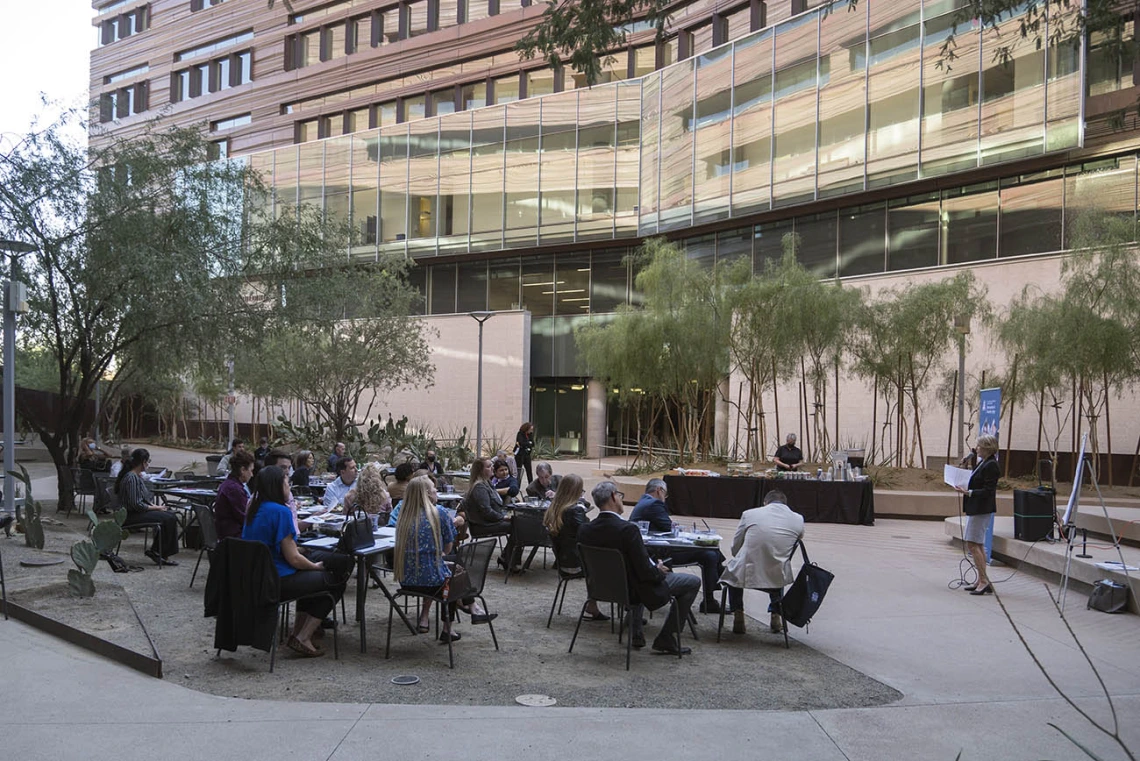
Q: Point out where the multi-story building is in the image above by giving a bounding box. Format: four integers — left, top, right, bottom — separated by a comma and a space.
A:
90, 0, 1140, 463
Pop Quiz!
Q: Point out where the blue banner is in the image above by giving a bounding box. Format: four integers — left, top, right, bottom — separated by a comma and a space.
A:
979, 387, 1002, 442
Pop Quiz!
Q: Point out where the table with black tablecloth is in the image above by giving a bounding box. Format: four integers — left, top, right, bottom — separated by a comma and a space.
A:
663, 475, 874, 525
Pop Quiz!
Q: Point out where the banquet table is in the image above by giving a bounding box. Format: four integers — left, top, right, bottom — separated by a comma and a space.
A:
663, 475, 874, 525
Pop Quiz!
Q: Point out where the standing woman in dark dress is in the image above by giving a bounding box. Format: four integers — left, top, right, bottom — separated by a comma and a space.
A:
955, 434, 1000, 595
515, 422, 535, 484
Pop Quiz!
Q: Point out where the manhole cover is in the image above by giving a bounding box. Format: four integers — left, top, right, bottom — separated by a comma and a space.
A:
391, 675, 420, 685
890, 535, 911, 540
515, 694, 556, 707
20, 558, 65, 567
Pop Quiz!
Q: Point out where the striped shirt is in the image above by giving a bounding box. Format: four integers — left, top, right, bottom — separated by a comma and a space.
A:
118, 471, 153, 514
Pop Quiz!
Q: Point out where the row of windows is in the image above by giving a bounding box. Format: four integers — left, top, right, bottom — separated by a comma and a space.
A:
189, 0, 226, 10
98, 5, 149, 46
99, 82, 149, 123
171, 51, 252, 102
406, 158, 1140, 319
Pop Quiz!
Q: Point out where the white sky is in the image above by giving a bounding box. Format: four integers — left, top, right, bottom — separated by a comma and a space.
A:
0, 0, 95, 146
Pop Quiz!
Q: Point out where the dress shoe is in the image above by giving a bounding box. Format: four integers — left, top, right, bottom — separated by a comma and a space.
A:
651, 639, 692, 656
732, 610, 746, 635
969, 583, 994, 596
963, 584, 978, 592
770, 613, 783, 633
631, 633, 646, 649
699, 599, 722, 615
439, 630, 462, 643
470, 612, 498, 625
145, 550, 178, 566
320, 617, 337, 629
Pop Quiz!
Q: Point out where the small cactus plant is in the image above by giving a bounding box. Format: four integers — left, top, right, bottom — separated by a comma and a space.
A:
7, 465, 44, 549
68, 508, 128, 597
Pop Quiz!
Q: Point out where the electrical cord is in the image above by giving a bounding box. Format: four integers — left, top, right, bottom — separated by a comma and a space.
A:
947, 489, 1047, 590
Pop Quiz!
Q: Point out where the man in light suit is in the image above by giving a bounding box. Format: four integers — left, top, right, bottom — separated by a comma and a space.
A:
719, 489, 804, 635
577, 481, 701, 654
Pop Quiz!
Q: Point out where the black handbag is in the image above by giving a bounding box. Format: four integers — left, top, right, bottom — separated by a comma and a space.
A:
781, 540, 834, 629
336, 511, 375, 554
1087, 580, 1128, 614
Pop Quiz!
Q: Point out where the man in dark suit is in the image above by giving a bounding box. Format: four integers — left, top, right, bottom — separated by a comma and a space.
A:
577, 481, 700, 654
630, 478, 726, 614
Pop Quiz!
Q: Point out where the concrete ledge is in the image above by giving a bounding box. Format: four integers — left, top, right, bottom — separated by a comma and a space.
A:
944, 516, 1140, 614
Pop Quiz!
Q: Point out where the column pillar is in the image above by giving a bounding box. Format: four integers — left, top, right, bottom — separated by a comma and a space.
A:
585, 379, 607, 459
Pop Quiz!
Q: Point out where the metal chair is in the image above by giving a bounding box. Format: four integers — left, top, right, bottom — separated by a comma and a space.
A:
453, 538, 499, 651
547, 565, 586, 628
570, 543, 683, 670
503, 508, 549, 584
70, 468, 98, 517
174, 470, 195, 480
105, 486, 163, 569
189, 504, 218, 589
716, 581, 789, 648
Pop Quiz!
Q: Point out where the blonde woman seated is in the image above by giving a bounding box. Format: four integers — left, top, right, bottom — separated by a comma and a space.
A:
345, 462, 393, 524
542, 474, 608, 621
394, 476, 493, 641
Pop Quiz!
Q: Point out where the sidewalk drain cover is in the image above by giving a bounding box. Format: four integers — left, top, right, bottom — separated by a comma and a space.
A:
20, 558, 65, 567
391, 675, 420, 685
515, 694, 556, 707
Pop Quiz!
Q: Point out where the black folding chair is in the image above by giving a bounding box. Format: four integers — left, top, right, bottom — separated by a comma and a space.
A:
189, 504, 218, 589
715, 539, 797, 649
454, 538, 499, 651
504, 508, 549, 584
570, 543, 682, 670
70, 468, 98, 517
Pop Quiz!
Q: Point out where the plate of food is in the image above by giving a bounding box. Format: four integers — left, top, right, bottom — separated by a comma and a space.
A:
693, 536, 721, 547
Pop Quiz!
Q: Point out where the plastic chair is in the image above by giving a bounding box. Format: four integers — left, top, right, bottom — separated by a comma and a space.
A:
189, 504, 218, 589
570, 543, 682, 670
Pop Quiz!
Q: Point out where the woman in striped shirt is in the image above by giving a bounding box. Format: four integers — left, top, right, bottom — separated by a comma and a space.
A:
115, 448, 181, 566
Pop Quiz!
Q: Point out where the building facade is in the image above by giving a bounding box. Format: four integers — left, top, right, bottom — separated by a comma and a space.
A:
91, 0, 1140, 460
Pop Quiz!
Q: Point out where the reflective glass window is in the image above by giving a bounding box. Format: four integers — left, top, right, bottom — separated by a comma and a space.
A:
614, 82, 640, 236
1063, 160, 1138, 247
430, 263, 456, 314
521, 255, 555, 317
726, 6, 752, 41
493, 74, 520, 104
794, 211, 838, 278
693, 47, 733, 223
921, 1, 980, 177
867, 2, 920, 187
838, 204, 886, 277
979, 8, 1044, 166
376, 100, 397, 127
886, 194, 939, 271
772, 12, 819, 206
438, 115, 471, 252
556, 254, 591, 315
527, 68, 556, 97
406, 0, 430, 37
462, 82, 487, 110
633, 45, 657, 77
457, 261, 488, 312
691, 22, 714, 56
639, 73, 661, 234
540, 94, 578, 243
432, 88, 457, 115
657, 59, 694, 229
378, 126, 409, 244
578, 88, 617, 240
488, 258, 521, 310
817, 0, 865, 198
407, 121, 439, 251
470, 106, 505, 251
590, 250, 627, 313
326, 23, 346, 61
999, 176, 1063, 257
439, 0, 459, 28
942, 186, 998, 265
466, 0, 491, 23
504, 100, 541, 245
379, 8, 400, 44
753, 219, 794, 274
403, 95, 426, 121
731, 30, 773, 215
350, 133, 379, 253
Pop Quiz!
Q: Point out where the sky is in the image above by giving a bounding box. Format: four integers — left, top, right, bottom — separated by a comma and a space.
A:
0, 0, 95, 147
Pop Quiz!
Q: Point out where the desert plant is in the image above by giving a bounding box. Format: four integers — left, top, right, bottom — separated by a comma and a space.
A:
8, 465, 44, 550
68, 508, 128, 597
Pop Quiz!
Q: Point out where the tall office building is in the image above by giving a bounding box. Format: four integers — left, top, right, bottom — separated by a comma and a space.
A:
90, 0, 1140, 459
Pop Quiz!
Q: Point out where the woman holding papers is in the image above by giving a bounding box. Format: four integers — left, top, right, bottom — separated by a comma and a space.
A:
954, 435, 1000, 595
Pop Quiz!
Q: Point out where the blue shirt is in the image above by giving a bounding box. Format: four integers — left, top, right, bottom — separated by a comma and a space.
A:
630, 494, 672, 533
399, 506, 456, 587
242, 500, 298, 578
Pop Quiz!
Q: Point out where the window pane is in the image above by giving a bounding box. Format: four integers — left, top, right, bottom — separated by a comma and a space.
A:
217, 57, 231, 89
301, 30, 320, 67
466, 0, 490, 23
691, 23, 714, 55
540, 93, 577, 243
462, 82, 486, 110
327, 24, 346, 61
406, 0, 429, 37
794, 211, 837, 278
351, 133, 379, 254
556, 253, 590, 315
639, 72, 661, 233
979, 8, 1044, 165
504, 100, 540, 245
658, 58, 694, 229
718, 227, 752, 268
685, 234, 716, 270
772, 12, 819, 206
577, 88, 616, 240
470, 106, 505, 250
456, 261, 488, 312
493, 74, 520, 104
521, 255, 555, 316
432, 88, 457, 115
527, 68, 555, 97
838, 205, 885, 277
614, 82, 640, 236
488, 258, 521, 310
430, 264, 456, 314
633, 45, 656, 77
1064, 160, 1137, 247
726, 6, 752, 40
731, 30, 773, 215
346, 107, 370, 133
380, 8, 399, 44
921, 2, 980, 176
407, 120, 439, 252
438, 114, 471, 252
351, 16, 371, 52
887, 194, 939, 271
942, 188, 997, 265
999, 177, 1062, 257
754, 219, 794, 274
817, 0, 865, 198
693, 47, 733, 224
376, 100, 396, 127
403, 95, 426, 121
590, 250, 627, 313
378, 126, 409, 244
867, 1, 920, 187
439, 0, 458, 29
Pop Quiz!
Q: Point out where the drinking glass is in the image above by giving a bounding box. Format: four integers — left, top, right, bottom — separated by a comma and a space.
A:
637, 520, 650, 536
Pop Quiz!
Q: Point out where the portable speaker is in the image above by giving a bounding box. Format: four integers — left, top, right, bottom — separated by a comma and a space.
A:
1013, 488, 1055, 542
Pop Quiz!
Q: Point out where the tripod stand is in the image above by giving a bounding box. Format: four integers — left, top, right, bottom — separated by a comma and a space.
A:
1057, 454, 1132, 614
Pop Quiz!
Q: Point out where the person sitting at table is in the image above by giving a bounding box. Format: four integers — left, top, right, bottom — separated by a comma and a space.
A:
327, 442, 346, 472
322, 456, 358, 509
115, 448, 180, 567
393, 475, 464, 640
578, 481, 700, 654
462, 457, 520, 572
387, 462, 415, 503
213, 449, 255, 541
216, 438, 245, 477
78, 437, 113, 469
719, 489, 804, 635
253, 437, 271, 465
346, 462, 393, 523
630, 478, 726, 614
773, 433, 803, 472
243, 465, 347, 657
420, 450, 445, 480
109, 446, 132, 478
491, 458, 520, 502
525, 463, 561, 500
291, 450, 315, 488
542, 474, 607, 621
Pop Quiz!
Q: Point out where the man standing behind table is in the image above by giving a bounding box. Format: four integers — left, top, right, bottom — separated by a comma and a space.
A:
630, 478, 726, 614
720, 489, 804, 635
773, 433, 803, 472
322, 456, 358, 509
327, 442, 346, 472
578, 481, 700, 654
525, 463, 561, 500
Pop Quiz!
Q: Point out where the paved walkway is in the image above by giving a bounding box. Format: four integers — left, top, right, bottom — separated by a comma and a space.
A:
4, 513, 1138, 760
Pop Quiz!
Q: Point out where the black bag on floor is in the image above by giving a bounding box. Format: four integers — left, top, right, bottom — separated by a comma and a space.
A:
781, 541, 834, 628
1087, 580, 1128, 614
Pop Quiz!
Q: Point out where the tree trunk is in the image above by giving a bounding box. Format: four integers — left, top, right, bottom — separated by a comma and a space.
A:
1103, 370, 1113, 485
834, 357, 840, 455
1003, 355, 1018, 478
946, 369, 957, 462
1035, 389, 1044, 480
870, 376, 878, 467
771, 359, 780, 458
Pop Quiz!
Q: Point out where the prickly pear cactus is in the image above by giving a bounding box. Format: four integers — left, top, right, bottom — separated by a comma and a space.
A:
69, 507, 129, 597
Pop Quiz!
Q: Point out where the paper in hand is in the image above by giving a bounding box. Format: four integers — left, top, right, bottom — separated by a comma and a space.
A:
943, 465, 972, 491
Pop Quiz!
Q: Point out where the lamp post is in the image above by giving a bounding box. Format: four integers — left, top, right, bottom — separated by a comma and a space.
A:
468, 311, 493, 460
954, 314, 971, 462
0, 240, 34, 518
226, 357, 236, 446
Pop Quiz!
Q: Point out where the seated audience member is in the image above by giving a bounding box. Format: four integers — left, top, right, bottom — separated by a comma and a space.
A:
463, 457, 520, 571
253, 437, 271, 465
327, 442, 346, 472
719, 489, 804, 635
115, 448, 181, 566
420, 450, 445, 480
242, 465, 347, 657
264, 449, 294, 476
216, 438, 245, 477
773, 433, 803, 472
387, 462, 415, 503
109, 446, 132, 478
542, 474, 608, 621
291, 450, 315, 487
322, 456, 358, 509
213, 449, 255, 541
346, 462, 393, 523
496, 448, 519, 479
630, 478, 726, 613
525, 462, 561, 500
79, 437, 113, 470
491, 458, 520, 501
578, 481, 700, 654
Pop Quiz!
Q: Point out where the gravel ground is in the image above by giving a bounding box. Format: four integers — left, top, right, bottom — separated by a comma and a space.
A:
4, 508, 900, 710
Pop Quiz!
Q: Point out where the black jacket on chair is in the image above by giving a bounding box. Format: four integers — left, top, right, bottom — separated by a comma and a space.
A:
577, 511, 671, 610
963, 456, 1000, 516
204, 538, 280, 653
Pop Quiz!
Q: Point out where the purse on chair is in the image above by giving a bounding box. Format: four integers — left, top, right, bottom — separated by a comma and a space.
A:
781, 541, 834, 629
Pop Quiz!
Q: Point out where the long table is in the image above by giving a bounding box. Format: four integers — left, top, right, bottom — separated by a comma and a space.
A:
663, 475, 874, 525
